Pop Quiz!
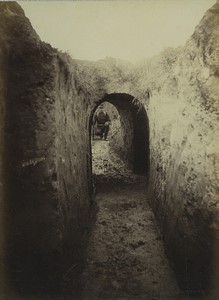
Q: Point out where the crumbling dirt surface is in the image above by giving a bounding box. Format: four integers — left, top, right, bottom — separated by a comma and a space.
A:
92, 139, 144, 186
80, 141, 191, 300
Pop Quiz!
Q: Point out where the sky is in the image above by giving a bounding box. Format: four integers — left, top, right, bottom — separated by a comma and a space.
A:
19, 0, 216, 63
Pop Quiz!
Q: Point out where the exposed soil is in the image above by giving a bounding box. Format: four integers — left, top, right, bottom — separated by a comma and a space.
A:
80, 140, 191, 299
92, 139, 145, 187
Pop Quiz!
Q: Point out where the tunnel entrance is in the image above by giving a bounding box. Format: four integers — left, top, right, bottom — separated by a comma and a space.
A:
82, 94, 184, 299
89, 93, 149, 187
91, 100, 134, 186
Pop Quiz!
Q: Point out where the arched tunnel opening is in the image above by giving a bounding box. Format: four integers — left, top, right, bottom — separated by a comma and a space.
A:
80, 93, 174, 299
89, 93, 150, 190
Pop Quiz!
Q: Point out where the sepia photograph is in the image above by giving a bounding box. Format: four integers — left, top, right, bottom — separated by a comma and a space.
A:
0, 0, 218, 299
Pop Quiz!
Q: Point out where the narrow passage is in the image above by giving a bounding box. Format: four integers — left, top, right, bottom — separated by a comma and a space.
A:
80, 141, 190, 299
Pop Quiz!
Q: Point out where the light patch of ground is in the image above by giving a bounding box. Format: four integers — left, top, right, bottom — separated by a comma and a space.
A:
92, 139, 132, 177
92, 139, 144, 185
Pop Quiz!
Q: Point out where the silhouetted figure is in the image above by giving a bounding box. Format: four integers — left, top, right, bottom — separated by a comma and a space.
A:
93, 106, 111, 140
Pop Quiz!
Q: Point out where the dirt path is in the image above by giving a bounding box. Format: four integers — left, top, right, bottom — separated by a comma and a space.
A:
79, 140, 191, 299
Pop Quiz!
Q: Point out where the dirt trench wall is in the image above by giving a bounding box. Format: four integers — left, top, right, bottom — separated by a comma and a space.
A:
140, 2, 219, 292
0, 3, 93, 292
54, 54, 93, 265
147, 94, 219, 291
0, 2, 59, 288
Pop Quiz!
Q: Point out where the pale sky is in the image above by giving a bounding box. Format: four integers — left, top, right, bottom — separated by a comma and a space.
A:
19, 0, 215, 63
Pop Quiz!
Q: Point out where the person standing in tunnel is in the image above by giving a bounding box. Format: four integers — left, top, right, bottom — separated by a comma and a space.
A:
93, 105, 111, 140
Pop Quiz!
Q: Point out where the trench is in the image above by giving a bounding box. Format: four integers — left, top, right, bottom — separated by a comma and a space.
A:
0, 2, 219, 299
77, 97, 189, 300
79, 141, 189, 300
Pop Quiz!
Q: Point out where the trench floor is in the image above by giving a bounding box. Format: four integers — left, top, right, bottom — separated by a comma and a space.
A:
80, 140, 191, 300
